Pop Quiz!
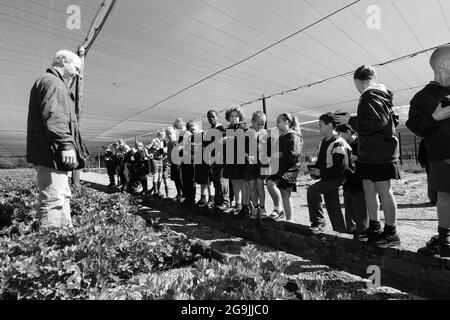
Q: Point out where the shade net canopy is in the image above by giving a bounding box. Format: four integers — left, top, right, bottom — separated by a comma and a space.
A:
1, 0, 449, 157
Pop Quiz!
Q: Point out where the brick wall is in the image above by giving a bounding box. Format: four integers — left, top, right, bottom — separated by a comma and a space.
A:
142, 197, 450, 300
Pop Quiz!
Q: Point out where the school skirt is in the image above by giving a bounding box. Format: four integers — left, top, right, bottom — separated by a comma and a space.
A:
359, 162, 401, 182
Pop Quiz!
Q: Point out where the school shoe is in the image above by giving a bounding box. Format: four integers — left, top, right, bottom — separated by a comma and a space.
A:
417, 235, 440, 257
196, 198, 208, 207
206, 198, 215, 208
154, 192, 164, 198
371, 232, 401, 249
216, 203, 231, 213
236, 205, 250, 218
232, 205, 243, 215
355, 227, 383, 242
266, 210, 285, 221
309, 223, 325, 235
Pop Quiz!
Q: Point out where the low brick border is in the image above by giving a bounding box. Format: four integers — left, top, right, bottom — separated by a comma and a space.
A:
141, 196, 450, 300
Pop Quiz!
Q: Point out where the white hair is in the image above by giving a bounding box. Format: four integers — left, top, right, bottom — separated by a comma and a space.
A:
52, 49, 80, 67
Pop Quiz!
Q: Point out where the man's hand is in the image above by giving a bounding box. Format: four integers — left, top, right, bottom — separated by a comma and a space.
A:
78, 46, 86, 58
61, 148, 77, 165
334, 112, 351, 125
432, 102, 450, 121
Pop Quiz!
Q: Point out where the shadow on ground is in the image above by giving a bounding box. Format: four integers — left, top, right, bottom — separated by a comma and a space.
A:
397, 202, 436, 209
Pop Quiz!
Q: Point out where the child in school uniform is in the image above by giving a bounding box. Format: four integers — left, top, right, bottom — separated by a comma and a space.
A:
335, 65, 401, 248
193, 124, 215, 207
147, 129, 166, 197
166, 127, 183, 201
223, 106, 251, 217
336, 124, 369, 238
205, 110, 230, 212
307, 113, 354, 234
245, 111, 269, 219
266, 113, 303, 222
407, 45, 450, 257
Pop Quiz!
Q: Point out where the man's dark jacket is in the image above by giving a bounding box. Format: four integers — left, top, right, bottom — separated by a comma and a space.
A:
406, 81, 450, 161
27, 68, 89, 170
348, 84, 399, 164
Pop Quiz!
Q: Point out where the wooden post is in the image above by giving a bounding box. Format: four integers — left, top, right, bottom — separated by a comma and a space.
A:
398, 131, 403, 166
262, 95, 268, 129
71, 170, 80, 187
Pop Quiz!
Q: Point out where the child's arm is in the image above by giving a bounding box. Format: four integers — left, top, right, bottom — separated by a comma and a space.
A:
406, 95, 441, 138
284, 134, 302, 168
349, 94, 389, 136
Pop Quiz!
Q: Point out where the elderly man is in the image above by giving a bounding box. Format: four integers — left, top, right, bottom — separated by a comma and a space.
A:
114, 138, 130, 192
407, 45, 450, 258
27, 49, 89, 229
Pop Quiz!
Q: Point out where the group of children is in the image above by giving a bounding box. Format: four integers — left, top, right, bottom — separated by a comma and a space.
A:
165, 108, 304, 221
103, 44, 450, 257
106, 107, 304, 221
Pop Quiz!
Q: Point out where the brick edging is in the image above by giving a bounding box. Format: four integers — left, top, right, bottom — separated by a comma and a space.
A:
142, 196, 450, 300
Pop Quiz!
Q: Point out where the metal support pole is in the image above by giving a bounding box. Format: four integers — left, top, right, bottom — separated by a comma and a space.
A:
262, 95, 268, 129
414, 135, 418, 164
98, 148, 101, 171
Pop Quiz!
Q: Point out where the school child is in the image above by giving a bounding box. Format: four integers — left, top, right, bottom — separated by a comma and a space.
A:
336, 124, 369, 237
124, 146, 138, 193
147, 129, 166, 197
206, 110, 230, 211
114, 139, 130, 192
127, 142, 150, 194
406, 45, 450, 257
223, 106, 251, 217
245, 111, 269, 218
179, 120, 197, 206
266, 113, 303, 222
307, 113, 353, 233
335, 65, 401, 248
192, 124, 214, 207
104, 145, 117, 187
166, 127, 184, 201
